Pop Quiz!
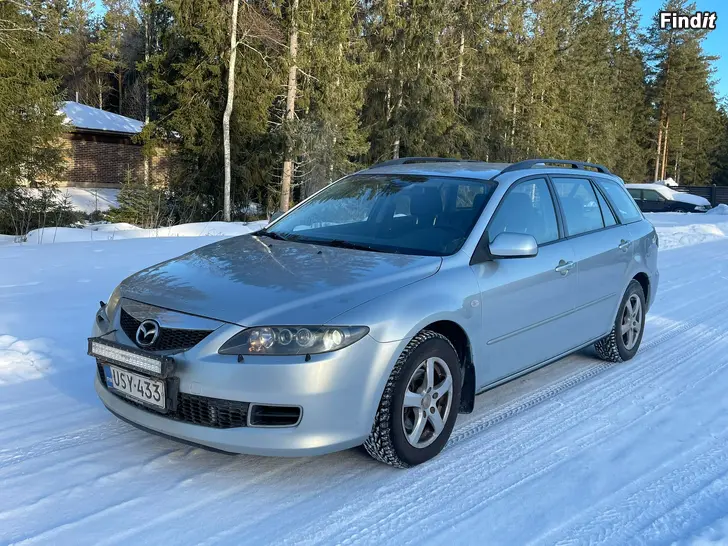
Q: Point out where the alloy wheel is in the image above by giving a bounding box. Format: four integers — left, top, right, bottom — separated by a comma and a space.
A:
401, 357, 454, 448
620, 294, 642, 350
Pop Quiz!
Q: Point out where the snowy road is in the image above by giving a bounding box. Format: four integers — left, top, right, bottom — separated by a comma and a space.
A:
2, 214, 728, 545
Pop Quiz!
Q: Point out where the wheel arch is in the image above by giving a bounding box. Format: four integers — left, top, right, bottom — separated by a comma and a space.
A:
632, 271, 650, 306
420, 320, 476, 414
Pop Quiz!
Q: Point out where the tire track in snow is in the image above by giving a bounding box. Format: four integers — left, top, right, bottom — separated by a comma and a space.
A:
13, 456, 317, 546
0, 420, 131, 470
278, 310, 728, 546
535, 422, 728, 544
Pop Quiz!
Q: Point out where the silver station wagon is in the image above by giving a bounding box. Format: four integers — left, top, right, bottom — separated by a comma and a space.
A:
90, 158, 659, 467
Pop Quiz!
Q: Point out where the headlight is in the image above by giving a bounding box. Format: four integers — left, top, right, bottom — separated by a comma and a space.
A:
218, 326, 369, 356
695, 205, 709, 212
105, 286, 122, 319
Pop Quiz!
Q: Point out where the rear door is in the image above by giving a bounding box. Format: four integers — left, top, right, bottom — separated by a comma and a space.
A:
551, 176, 633, 343
471, 177, 579, 386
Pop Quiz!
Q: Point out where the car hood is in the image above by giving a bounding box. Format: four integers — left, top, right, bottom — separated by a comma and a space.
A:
119, 234, 442, 326
670, 191, 710, 207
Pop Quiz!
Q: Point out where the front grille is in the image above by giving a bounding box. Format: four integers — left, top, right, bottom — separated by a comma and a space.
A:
119, 308, 212, 351
174, 393, 250, 428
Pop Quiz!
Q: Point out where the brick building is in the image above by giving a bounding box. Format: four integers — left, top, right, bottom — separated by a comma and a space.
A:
59, 102, 169, 188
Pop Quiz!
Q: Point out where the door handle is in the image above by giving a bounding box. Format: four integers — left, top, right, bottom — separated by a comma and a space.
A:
618, 239, 631, 252
555, 260, 575, 275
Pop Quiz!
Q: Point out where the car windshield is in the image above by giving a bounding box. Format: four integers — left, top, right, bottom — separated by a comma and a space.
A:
263, 174, 497, 256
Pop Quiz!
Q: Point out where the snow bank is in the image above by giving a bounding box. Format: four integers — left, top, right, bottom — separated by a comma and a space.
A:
646, 212, 728, 250
19, 220, 270, 244
0, 336, 53, 386
706, 203, 728, 215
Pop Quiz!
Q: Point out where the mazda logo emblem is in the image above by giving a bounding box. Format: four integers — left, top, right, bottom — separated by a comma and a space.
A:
135, 319, 160, 348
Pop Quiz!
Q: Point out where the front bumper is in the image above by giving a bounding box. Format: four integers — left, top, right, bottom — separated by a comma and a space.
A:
93, 332, 401, 457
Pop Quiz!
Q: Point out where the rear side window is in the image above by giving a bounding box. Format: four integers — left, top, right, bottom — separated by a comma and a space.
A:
627, 188, 641, 200
595, 179, 642, 223
552, 177, 604, 236
595, 187, 617, 227
488, 178, 559, 245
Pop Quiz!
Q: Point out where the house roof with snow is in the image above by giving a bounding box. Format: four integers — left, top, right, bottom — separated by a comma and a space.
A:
60, 101, 144, 136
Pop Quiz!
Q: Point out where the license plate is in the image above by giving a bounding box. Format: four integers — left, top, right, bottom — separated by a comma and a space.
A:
104, 365, 166, 409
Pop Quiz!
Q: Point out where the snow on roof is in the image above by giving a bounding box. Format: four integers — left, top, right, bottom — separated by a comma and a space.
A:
60, 101, 144, 135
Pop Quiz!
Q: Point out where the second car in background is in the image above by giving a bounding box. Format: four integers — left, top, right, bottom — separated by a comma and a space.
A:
626, 183, 711, 213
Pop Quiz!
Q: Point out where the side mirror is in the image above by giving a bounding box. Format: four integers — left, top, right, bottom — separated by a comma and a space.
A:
489, 232, 538, 259
270, 210, 284, 222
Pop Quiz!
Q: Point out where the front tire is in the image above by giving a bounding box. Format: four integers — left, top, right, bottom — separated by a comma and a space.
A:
364, 330, 461, 468
595, 280, 646, 362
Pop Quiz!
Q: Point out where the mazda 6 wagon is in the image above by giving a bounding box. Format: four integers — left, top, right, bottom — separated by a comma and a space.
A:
90, 157, 659, 467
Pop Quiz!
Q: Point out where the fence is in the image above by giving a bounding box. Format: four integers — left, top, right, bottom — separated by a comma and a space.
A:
673, 185, 728, 207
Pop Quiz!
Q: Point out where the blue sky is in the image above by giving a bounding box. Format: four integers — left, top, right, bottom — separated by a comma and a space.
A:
637, 0, 727, 101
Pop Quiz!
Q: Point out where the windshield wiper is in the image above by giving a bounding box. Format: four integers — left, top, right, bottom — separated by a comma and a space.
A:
322, 239, 386, 253
254, 230, 294, 241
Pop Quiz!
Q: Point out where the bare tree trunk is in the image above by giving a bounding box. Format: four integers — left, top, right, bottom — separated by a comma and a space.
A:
660, 115, 670, 180
118, 71, 123, 115
329, 42, 343, 182
143, 1, 150, 186
654, 110, 664, 180
222, 0, 241, 221
454, 0, 468, 109
279, 0, 299, 213
98, 78, 103, 109
392, 78, 403, 158
675, 109, 686, 184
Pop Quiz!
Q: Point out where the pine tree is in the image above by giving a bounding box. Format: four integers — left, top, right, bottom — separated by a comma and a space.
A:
0, 0, 65, 189
647, 0, 722, 185
59, 0, 95, 103
93, 0, 137, 113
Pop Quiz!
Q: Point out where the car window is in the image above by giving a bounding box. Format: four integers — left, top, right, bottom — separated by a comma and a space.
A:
627, 188, 641, 200
267, 174, 497, 256
642, 189, 666, 202
595, 186, 617, 226
552, 177, 604, 236
488, 178, 559, 245
595, 179, 643, 223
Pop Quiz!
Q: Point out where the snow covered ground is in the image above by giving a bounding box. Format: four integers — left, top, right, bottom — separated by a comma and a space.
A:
2, 212, 728, 545
58, 188, 120, 214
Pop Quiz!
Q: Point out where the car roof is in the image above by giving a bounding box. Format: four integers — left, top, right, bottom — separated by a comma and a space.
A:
362, 161, 510, 181
359, 158, 623, 185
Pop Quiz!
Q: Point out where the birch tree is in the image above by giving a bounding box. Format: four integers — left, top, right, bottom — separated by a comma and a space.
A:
222, 0, 241, 221
279, 0, 299, 212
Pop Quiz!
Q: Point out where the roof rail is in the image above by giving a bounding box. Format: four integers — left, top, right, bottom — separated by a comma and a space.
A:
499, 158, 612, 175
369, 157, 480, 168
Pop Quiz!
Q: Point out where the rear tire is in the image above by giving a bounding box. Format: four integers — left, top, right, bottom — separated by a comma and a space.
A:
364, 330, 461, 468
595, 280, 646, 362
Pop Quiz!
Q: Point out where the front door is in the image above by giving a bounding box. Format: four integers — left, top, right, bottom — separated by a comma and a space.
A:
470, 177, 578, 387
